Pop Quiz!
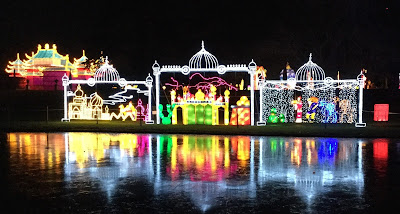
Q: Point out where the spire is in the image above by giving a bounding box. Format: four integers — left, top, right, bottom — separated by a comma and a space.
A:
82, 50, 85, 56
309, 53, 312, 62
201, 40, 205, 49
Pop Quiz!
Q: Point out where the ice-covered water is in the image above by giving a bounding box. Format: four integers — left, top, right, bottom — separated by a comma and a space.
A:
0, 133, 399, 213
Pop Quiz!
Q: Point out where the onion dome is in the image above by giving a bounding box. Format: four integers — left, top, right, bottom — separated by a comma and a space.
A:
90, 92, 103, 106
75, 84, 84, 97
295, 53, 325, 81
189, 41, 219, 69
195, 89, 205, 100
93, 57, 120, 81
146, 73, 153, 84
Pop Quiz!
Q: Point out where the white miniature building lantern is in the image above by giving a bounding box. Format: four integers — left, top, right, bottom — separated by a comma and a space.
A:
61, 57, 154, 124
152, 41, 257, 125
257, 53, 366, 127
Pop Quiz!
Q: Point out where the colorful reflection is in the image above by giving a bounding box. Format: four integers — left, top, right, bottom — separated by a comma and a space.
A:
259, 137, 363, 205
67, 133, 150, 168
318, 138, 339, 165
163, 135, 251, 182
6, 133, 376, 213
373, 139, 389, 177
7, 133, 65, 171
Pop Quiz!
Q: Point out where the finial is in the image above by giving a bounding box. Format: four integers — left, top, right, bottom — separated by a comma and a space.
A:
105, 56, 109, 64
309, 53, 312, 61
82, 50, 85, 56
17, 53, 20, 60
201, 40, 204, 49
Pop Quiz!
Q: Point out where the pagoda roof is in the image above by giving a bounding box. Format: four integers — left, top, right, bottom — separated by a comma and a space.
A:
32, 49, 64, 59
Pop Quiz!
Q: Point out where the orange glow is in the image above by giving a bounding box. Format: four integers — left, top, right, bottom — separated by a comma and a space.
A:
167, 135, 236, 181
291, 139, 302, 166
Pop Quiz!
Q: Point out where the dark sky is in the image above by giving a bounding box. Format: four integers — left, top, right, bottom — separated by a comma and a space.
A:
0, 0, 398, 87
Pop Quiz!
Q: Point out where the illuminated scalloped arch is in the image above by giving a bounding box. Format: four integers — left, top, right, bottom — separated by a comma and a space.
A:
188, 41, 219, 69
93, 58, 120, 82
295, 53, 325, 81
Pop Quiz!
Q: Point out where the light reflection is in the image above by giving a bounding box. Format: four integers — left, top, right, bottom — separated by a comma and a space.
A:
6, 133, 370, 212
258, 136, 364, 206
7, 133, 64, 171
373, 139, 389, 178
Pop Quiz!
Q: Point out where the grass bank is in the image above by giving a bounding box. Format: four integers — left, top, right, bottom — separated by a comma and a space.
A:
1, 120, 399, 138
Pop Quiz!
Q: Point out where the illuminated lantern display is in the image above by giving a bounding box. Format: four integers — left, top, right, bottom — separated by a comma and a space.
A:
291, 96, 303, 123
110, 101, 137, 121
159, 104, 176, 125
374, 104, 389, 122
62, 57, 154, 124
280, 62, 295, 80
5, 44, 93, 90
170, 87, 230, 125
68, 85, 110, 120
136, 99, 149, 121
254, 66, 267, 90
230, 96, 251, 125
306, 97, 319, 123
152, 41, 257, 125
318, 99, 338, 123
267, 108, 279, 123
266, 108, 285, 124
258, 53, 366, 127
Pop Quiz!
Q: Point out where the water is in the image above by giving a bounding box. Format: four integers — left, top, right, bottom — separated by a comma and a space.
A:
0, 133, 399, 213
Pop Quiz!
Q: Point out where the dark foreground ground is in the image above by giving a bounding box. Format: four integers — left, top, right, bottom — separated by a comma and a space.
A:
1, 118, 400, 138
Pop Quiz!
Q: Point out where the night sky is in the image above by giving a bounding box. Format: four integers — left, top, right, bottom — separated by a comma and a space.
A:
0, 0, 398, 87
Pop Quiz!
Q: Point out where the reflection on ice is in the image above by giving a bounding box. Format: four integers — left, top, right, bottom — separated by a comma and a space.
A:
258, 137, 364, 205
6, 132, 373, 212
63, 133, 154, 200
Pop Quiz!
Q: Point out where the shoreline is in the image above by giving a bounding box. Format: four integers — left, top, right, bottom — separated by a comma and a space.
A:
1, 121, 399, 138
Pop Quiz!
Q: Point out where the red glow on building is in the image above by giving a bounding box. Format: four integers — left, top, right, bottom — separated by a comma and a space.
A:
5, 44, 94, 90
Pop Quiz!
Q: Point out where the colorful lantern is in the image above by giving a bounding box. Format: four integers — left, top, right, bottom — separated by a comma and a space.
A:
230, 96, 251, 125
306, 97, 319, 123
374, 104, 389, 122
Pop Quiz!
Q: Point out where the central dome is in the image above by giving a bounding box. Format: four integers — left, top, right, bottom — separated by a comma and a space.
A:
295, 53, 325, 81
189, 41, 219, 69
94, 57, 120, 82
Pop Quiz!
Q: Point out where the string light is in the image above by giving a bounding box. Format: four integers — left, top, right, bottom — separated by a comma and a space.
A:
259, 54, 362, 125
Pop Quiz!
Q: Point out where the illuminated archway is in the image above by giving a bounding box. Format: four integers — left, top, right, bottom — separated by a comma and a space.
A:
152, 41, 257, 125
61, 57, 154, 123
258, 54, 366, 127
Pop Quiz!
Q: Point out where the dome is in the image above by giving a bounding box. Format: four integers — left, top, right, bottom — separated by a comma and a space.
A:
189, 41, 219, 69
295, 53, 325, 81
90, 93, 103, 106
94, 57, 120, 81
75, 84, 84, 97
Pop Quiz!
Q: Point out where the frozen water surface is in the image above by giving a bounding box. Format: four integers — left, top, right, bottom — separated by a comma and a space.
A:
0, 133, 399, 213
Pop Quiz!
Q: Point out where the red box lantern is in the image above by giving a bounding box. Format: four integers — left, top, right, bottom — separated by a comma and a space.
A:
374, 104, 389, 121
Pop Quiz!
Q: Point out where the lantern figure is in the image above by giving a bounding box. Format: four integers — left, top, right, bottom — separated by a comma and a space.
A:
374, 104, 389, 121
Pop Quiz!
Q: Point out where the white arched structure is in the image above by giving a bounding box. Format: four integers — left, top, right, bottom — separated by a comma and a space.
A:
257, 53, 366, 127
152, 41, 257, 125
61, 57, 154, 123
